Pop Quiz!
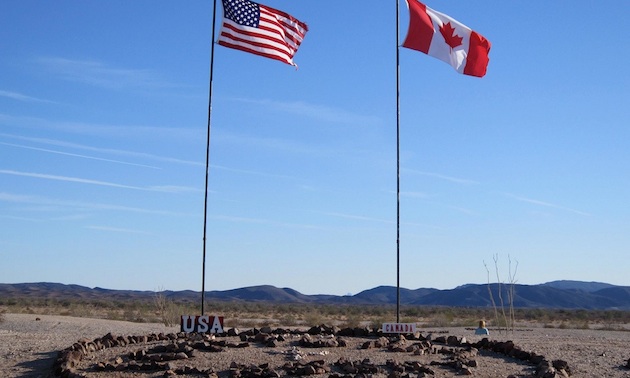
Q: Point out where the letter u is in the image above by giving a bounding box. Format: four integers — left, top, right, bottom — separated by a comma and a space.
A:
181, 315, 195, 332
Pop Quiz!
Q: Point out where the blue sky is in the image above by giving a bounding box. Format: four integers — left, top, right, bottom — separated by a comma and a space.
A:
1, 1, 629, 296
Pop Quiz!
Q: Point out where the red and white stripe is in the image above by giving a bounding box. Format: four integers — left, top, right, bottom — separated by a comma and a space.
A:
218, 4, 308, 66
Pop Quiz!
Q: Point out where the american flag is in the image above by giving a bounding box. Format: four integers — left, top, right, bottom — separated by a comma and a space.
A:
218, 0, 308, 66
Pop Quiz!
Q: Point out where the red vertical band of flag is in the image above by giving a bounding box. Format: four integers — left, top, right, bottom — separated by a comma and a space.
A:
464, 32, 490, 77
403, 0, 491, 77
402, 1, 433, 53
218, 0, 308, 66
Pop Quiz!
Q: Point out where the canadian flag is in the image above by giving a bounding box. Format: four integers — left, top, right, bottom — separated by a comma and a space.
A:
402, 0, 491, 77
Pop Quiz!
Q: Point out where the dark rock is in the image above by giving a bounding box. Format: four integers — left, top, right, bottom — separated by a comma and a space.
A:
461, 366, 473, 375
530, 352, 546, 365
254, 332, 270, 343
433, 335, 447, 344
307, 325, 324, 335
336, 327, 354, 337
353, 327, 371, 337
260, 326, 273, 334
360, 341, 373, 349
374, 337, 389, 348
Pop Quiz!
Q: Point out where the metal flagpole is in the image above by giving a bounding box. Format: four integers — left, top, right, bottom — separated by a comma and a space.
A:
201, 0, 220, 316
395, 0, 401, 323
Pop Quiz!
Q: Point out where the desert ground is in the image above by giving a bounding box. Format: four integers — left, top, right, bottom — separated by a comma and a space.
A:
2, 313, 630, 377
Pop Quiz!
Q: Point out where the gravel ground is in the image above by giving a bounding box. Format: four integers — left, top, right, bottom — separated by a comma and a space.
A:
2, 313, 630, 377
0, 314, 176, 377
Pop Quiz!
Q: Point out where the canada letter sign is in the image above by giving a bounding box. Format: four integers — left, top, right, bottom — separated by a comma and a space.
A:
180, 315, 224, 333
382, 322, 417, 334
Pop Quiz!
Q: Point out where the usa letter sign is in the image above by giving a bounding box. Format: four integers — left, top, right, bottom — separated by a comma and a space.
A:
382, 323, 417, 334
181, 315, 224, 333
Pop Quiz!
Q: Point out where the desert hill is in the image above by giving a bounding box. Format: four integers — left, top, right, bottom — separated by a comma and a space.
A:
1, 280, 629, 310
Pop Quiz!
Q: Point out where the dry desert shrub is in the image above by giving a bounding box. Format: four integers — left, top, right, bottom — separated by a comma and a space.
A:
369, 315, 390, 331
303, 310, 325, 327
154, 290, 182, 327
278, 314, 299, 326
2, 291, 629, 331
0, 308, 5, 323
484, 254, 518, 334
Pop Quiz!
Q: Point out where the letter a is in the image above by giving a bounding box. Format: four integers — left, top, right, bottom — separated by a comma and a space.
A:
211, 316, 224, 334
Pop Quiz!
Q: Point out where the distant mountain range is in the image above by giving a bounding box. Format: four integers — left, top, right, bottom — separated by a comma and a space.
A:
1, 281, 629, 310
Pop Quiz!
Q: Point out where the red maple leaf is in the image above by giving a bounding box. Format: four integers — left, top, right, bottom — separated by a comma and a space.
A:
439, 22, 463, 49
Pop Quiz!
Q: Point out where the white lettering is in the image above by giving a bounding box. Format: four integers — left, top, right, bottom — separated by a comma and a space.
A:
210, 316, 224, 333
197, 315, 209, 333
181, 314, 225, 333
181, 316, 195, 333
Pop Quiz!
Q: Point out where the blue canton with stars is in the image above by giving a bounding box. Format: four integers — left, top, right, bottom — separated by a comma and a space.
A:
223, 0, 261, 28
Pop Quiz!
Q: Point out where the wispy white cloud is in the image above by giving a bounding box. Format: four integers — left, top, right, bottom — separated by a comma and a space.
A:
313, 209, 440, 230
0, 141, 161, 169
0, 214, 42, 222
0, 131, 202, 168
444, 204, 477, 215
36, 57, 178, 90
0, 90, 56, 104
0, 192, 35, 203
0, 132, 302, 178
85, 225, 151, 234
315, 211, 393, 224
503, 193, 590, 216
210, 163, 294, 180
231, 97, 381, 126
0, 169, 199, 193
298, 184, 328, 192
389, 189, 477, 215
0, 114, 203, 140
403, 169, 480, 185
210, 214, 321, 230
149, 185, 203, 194
211, 214, 277, 224
0, 192, 195, 217
400, 190, 430, 199
215, 130, 335, 157
51, 213, 90, 221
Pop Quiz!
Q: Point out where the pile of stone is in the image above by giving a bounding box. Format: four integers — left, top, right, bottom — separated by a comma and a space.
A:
473, 338, 571, 377
229, 359, 332, 378
52, 325, 573, 378
333, 358, 437, 377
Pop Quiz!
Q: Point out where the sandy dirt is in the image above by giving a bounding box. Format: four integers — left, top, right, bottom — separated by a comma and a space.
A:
2, 313, 630, 377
